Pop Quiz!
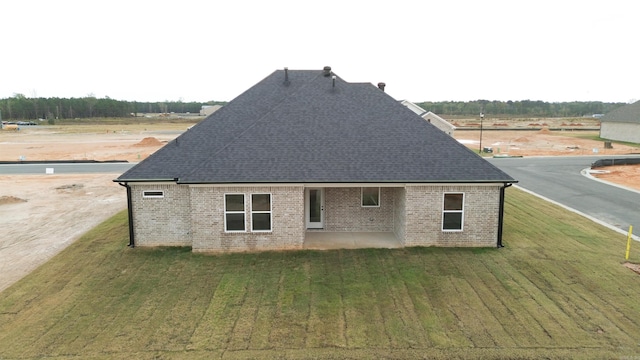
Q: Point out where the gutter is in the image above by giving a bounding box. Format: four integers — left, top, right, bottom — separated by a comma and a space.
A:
113, 178, 178, 183
117, 182, 135, 248
497, 182, 513, 248
174, 179, 517, 185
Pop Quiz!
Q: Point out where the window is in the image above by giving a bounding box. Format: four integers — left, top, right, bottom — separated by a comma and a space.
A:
225, 194, 245, 232
251, 194, 272, 231
361, 187, 380, 207
143, 190, 164, 198
443, 193, 464, 231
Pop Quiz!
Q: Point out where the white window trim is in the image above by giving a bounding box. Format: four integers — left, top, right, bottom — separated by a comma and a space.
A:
361, 187, 381, 207
442, 192, 464, 232
224, 193, 246, 233
142, 190, 164, 198
251, 193, 273, 232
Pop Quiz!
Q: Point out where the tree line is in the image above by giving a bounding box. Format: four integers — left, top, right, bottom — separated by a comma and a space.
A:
0, 95, 628, 121
416, 100, 626, 118
0, 94, 226, 120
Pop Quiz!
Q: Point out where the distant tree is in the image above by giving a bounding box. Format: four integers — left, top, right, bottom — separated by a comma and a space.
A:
86, 94, 97, 117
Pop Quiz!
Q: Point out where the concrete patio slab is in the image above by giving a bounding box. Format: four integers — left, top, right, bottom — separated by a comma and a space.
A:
304, 231, 401, 250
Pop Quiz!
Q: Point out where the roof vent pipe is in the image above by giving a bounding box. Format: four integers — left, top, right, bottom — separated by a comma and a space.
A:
284, 67, 289, 84
378, 82, 386, 92
323, 66, 332, 77
332, 75, 336, 88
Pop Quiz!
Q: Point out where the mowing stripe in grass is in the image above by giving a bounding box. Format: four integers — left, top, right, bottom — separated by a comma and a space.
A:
377, 249, 433, 348
225, 254, 264, 351
444, 270, 497, 347
396, 249, 453, 347
306, 251, 347, 348
427, 249, 476, 347
542, 264, 636, 346
143, 254, 215, 351
77, 249, 159, 342
246, 254, 283, 350
473, 254, 543, 347
267, 252, 312, 348
362, 250, 400, 347
483, 256, 562, 346
340, 250, 389, 348
447, 251, 519, 348
185, 254, 254, 350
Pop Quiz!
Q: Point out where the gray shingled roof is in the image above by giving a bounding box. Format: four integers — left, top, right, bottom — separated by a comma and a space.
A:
600, 100, 640, 124
116, 69, 515, 184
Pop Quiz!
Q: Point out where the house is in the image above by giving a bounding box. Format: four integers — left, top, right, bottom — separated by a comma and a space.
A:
400, 100, 456, 136
199, 105, 222, 116
115, 67, 516, 252
599, 100, 640, 144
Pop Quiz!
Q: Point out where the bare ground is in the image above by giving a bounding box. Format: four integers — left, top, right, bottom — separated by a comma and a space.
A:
0, 124, 639, 292
455, 129, 640, 157
455, 129, 640, 191
0, 174, 125, 292
0, 126, 182, 292
589, 164, 640, 191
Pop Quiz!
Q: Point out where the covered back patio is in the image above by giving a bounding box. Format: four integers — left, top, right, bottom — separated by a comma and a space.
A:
302, 185, 404, 250
304, 231, 402, 250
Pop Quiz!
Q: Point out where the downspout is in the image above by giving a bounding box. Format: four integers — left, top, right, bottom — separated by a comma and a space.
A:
497, 183, 513, 248
118, 182, 135, 248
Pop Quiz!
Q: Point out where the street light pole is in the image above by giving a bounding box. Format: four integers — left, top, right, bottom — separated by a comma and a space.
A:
479, 111, 484, 154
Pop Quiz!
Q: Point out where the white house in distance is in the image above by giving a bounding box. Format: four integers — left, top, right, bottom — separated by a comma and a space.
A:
400, 100, 456, 136
599, 100, 640, 144
199, 105, 222, 116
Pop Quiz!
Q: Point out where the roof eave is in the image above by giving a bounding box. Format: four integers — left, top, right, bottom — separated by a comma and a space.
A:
113, 178, 179, 183
175, 179, 518, 185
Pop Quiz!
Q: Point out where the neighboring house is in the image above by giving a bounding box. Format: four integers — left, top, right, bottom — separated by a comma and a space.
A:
199, 105, 222, 116
115, 67, 516, 253
400, 100, 456, 136
599, 100, 640, 144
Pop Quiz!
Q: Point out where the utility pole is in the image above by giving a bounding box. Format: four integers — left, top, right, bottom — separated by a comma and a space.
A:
479, 110, 484, 154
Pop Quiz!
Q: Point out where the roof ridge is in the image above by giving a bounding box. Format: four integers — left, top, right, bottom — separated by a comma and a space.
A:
180, 70, 323, 181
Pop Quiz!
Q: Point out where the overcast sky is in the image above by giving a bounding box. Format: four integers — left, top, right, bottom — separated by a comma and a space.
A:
2, 0, 638, 103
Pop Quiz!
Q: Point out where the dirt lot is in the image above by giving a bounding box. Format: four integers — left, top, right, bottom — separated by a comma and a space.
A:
0, 125, 179, 162
0, 125, 185, 292
0, 174, 125, 292
456, 129, 640, 157
1, 123, 639, 292
455, 129, 640, 190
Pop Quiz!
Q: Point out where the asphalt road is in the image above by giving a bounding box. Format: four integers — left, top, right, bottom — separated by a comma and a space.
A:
0, 163, 134, 175
488, 155, 640, 238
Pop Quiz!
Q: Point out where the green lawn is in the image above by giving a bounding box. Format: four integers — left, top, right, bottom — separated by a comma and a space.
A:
1, 188, 639, 359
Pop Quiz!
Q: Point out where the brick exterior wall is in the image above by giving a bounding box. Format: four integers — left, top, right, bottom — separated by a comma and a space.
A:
403, 185, 501, 247
129, 183, 503, 251
191, 186, 305, 253
600, 122, 640, 144
130, 184, 191, 246
324, 187, 395, 232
